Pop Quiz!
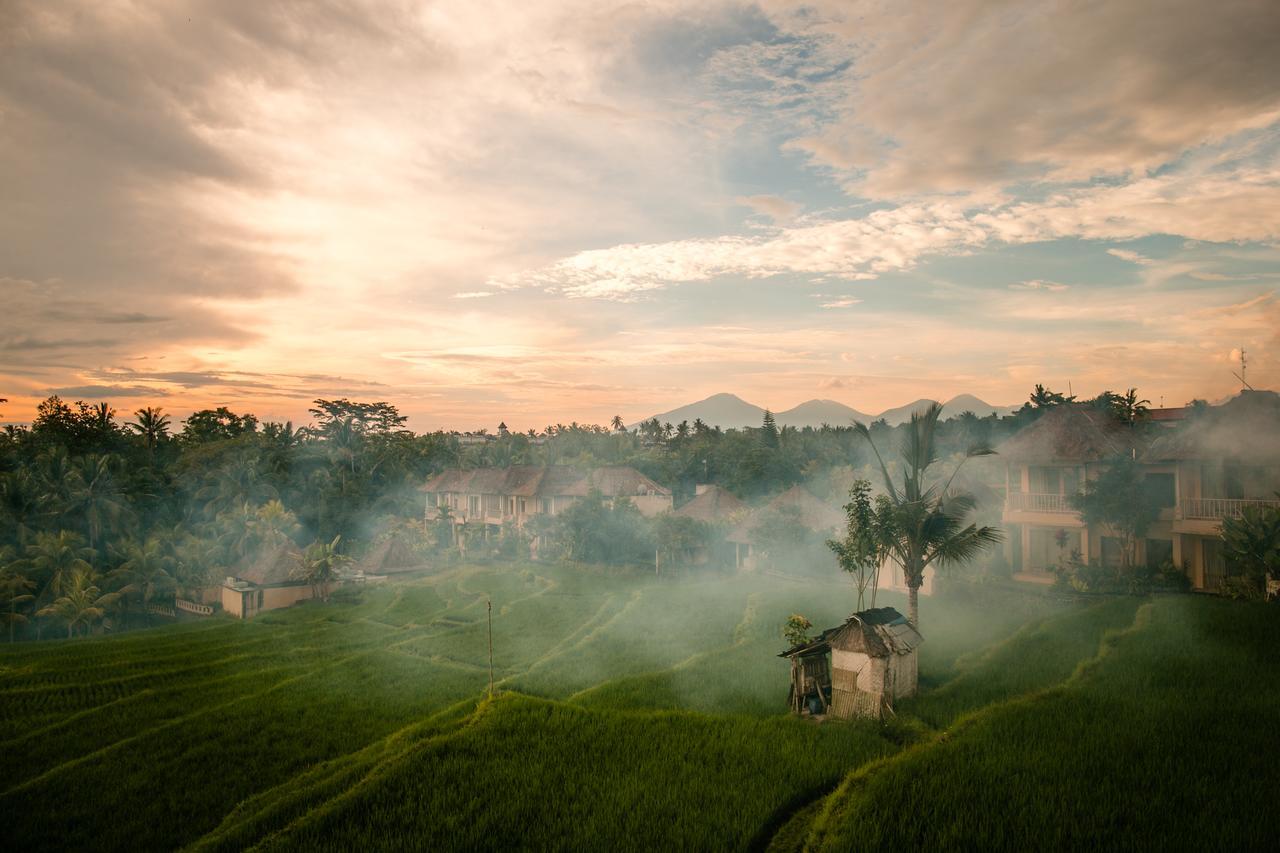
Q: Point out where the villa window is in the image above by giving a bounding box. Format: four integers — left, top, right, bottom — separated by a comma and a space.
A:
1142, 473, 1176, 508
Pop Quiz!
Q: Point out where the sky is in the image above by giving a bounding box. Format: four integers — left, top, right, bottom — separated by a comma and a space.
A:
2, 0, 1279, 431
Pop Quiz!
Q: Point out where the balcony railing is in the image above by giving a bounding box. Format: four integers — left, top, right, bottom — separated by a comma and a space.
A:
1006, 492, 1077, 514
1179, 498, 1280, 521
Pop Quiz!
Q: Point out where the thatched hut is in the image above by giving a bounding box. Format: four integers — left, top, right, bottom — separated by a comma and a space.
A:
359, 535, 429, 576
727, 485, 842, 570
779, 607, 922, 720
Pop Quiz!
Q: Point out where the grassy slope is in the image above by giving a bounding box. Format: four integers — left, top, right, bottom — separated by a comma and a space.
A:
793, 596, 1280, 851
2, 563, 1269, 852
251, 696, 894, 852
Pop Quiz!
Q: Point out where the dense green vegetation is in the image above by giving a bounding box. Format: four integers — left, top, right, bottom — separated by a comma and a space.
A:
1, 383, 1200, 641
3, 558, 1272, 851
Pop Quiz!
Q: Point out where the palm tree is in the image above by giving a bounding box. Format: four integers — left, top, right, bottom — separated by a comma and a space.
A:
216, 502, 262, 564
0, 468, 49, 546
37, 569, 120, 638
1114, 388, 1151, 425
0, 557, 36, 643
854, 402, 1002, 627
67, 454, 131, 552
295, 535, 352, 602
128, 407, 171, 450
252, 500, 302, 551
196, 454, 276, 519
109, 536, 177, 616
610, 415, 626, 433
24, 530, 95, 599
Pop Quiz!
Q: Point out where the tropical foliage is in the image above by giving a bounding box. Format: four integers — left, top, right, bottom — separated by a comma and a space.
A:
851, 402, 1002, 626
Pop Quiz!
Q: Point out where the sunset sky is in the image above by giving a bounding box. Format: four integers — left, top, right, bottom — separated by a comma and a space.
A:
2, 1, 1278, 431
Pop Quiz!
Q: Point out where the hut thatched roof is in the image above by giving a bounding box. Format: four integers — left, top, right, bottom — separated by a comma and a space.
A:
359, 536, 426, 575
779, 607, 922, 659
236, 545, 306, 586
727, 485, 842, 544
1145, 391, 1280, 464
674, 486, 748, 524
996, 405, 1137, 464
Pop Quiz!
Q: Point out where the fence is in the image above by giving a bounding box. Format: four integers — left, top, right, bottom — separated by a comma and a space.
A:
176, 598, 215, 616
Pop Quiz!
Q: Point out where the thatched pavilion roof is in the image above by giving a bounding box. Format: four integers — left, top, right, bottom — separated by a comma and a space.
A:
674, 486, 748, 524
727, 485, 842, 544
996, 405, 1137, 464
236, 545, 306, 586
359, 536, 426, 575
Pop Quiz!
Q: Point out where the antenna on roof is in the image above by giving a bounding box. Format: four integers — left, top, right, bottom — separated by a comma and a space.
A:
1232, 347, 1254, 392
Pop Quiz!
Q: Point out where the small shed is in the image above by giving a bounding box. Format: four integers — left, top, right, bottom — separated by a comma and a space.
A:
779, 607, 923, 720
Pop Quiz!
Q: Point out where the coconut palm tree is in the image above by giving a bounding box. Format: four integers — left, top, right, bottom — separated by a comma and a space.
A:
196, 453, 277, 520
67, 454, 131, 552
128, 407, 171, 450
252, 500, 302, 551
610, 415, 626, 432
109, 536, 177, 616
0, 559, 35, 643
295, 535, 352, 602
0, 467, 49, 547
854, 402, 1002, 628
37, 569, 120, 638
24, 530, 95, 599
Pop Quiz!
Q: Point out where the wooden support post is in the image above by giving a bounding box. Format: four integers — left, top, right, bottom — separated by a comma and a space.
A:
487, 599, 494, 698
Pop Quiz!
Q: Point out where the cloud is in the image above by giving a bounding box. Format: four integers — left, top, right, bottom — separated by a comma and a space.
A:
736, 195, 802, 221
493, 201, 990, 298
496, 158, 1280, 299
1107, 249, 1156, 266
49, 385, 172, 399
765, 0, 1280, 197
1010, 280, 1070, 292
819, 297, 861, 309
453, 291, 495, 299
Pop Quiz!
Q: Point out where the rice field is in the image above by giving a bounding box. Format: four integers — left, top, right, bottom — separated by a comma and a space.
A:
0, 563, 1272, 851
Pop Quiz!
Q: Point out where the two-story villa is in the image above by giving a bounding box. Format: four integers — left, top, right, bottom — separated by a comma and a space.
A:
998, 406, 1177, 582
1145, 391, 1280, 591
421, 464, 673, 531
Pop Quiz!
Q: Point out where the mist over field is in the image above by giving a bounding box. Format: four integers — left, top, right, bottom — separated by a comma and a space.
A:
3, 1, 1279, 850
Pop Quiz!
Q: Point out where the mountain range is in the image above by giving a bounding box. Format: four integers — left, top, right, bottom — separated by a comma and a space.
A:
636, 392, 1018, 430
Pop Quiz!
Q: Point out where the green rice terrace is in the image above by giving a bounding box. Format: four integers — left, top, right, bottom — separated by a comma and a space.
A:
2, 564, 1276, 851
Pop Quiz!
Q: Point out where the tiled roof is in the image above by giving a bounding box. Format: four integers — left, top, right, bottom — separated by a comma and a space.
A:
422, 465, 671, 498
1146, 391, 1280, 463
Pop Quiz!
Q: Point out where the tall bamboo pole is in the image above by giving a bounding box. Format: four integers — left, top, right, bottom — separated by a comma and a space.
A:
487, 599, 494, 697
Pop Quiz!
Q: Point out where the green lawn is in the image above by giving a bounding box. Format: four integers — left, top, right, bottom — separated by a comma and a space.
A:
1, 563, 1272, 851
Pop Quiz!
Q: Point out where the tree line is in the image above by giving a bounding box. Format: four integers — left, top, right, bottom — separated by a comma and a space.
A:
0, 384, 1186, 639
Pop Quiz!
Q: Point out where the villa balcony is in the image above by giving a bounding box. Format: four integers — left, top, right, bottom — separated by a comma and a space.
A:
1175, 497, 1280, 534
1006, 492, 1075, 513
1179, 497, 1280, 520
1002, 492, 1084, 526
998, 491, 1080, 525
